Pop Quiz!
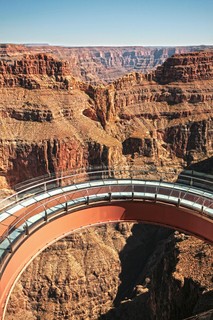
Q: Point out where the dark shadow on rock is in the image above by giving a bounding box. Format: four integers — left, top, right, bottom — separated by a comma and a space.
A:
113, 224, 173, 306
186, 156, 213, 174
99, 225, 208, 320
183, 309, 213, 320
99, 278, 205, 320
193, 290, 213, 316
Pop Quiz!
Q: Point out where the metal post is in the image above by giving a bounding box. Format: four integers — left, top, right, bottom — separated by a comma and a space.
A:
44, 210, 48, 222
6, 237, 12, 253
130, 169, 133, 180
109, 192, 112, 202
24, 223, 29, 235
177, 198, 181, 207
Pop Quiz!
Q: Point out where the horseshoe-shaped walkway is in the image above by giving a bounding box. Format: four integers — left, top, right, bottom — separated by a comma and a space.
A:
0, 168, 212, 319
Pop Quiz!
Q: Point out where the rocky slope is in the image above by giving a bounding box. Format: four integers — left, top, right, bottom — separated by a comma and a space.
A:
5, 226, 213, 320
0, 49, 212, 319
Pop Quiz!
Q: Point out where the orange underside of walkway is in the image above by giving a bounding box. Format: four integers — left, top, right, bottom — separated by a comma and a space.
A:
0, 201, 212, 319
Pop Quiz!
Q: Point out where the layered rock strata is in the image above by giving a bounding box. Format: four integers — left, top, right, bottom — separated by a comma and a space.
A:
155, 51, 213, 84
0, 51, 212, 187
0, 53, 72, 90
0, 50, 212, 319
1, 44, 213, 84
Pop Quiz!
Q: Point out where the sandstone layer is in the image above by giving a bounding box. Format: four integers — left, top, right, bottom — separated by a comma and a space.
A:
0, 49, 212, 319
0, 51, 212, 188
1, 44, 213, 84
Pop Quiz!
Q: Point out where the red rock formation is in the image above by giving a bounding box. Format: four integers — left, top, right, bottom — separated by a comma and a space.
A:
0, 53, 72, 89
0, 50, 213, 319
0, 51, 212, 187
154, 51, 213, 84
82, 52, 213, 171
0, 53, 70, 76
1, 44, 213, 84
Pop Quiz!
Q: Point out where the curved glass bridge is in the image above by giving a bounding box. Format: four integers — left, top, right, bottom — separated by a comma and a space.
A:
0, 167, 212, 319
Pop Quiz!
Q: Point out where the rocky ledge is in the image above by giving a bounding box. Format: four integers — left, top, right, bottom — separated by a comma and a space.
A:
155, 51, 213, 84
0, 53, 71, 89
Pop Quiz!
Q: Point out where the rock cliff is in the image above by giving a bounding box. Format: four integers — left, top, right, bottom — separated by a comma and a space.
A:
0, 50, 212, 188
5, 226, 213, 320
1, 44, 213, 84
84, 52, 213, 172
0, 53, 72, 90
0, 49, 212, 319
155, 51, 213, 84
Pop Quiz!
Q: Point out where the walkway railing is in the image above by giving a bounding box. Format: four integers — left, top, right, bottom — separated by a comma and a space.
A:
0, 167, 213, 213
0, 167, 213, 274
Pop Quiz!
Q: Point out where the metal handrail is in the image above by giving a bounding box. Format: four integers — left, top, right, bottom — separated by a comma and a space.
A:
0, 167, 212, 212
11, 168, 213, 192
1, 178, 213, 240
0, 176, 212, 273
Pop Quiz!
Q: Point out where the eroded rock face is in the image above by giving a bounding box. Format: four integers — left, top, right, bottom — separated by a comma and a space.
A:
101, 231, 213, 320
0, 53, 70, 76
0, 53, 72, 90
0, 138, 86, 186
84, 53, 213, 171
1, 44, 213, 84
5, 226, 213, 320
1, 50, 213, 319
0, 51, 212, 184
155, 51, 213, 84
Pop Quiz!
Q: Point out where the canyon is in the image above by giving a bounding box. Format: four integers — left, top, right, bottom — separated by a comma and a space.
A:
1, 44, 212, 84
0, 45, 212, 319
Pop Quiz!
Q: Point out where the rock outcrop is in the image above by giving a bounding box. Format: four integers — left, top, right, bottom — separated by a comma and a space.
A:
0, 53, 70, 77
0, 53, 72, 90
0, 49, 212, 319
5, 226, 213, 320
155, 51, 213, 84
84, 52, 213, 171
0, 50, 212, 183
1, 44, 213, 84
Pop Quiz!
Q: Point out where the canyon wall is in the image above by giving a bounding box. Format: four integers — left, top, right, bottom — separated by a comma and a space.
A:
1, 44, 213, 84
0, 49, 212, 319
5, 226, 213, 320
0, 50, 212, 188
84, 51, 213, 172
155, 51, 213, 84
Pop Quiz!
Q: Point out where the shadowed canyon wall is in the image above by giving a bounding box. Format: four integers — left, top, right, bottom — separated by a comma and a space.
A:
0, 48, 212, 319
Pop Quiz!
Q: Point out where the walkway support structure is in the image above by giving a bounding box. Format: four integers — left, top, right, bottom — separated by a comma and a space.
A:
0, 167, 212, 320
